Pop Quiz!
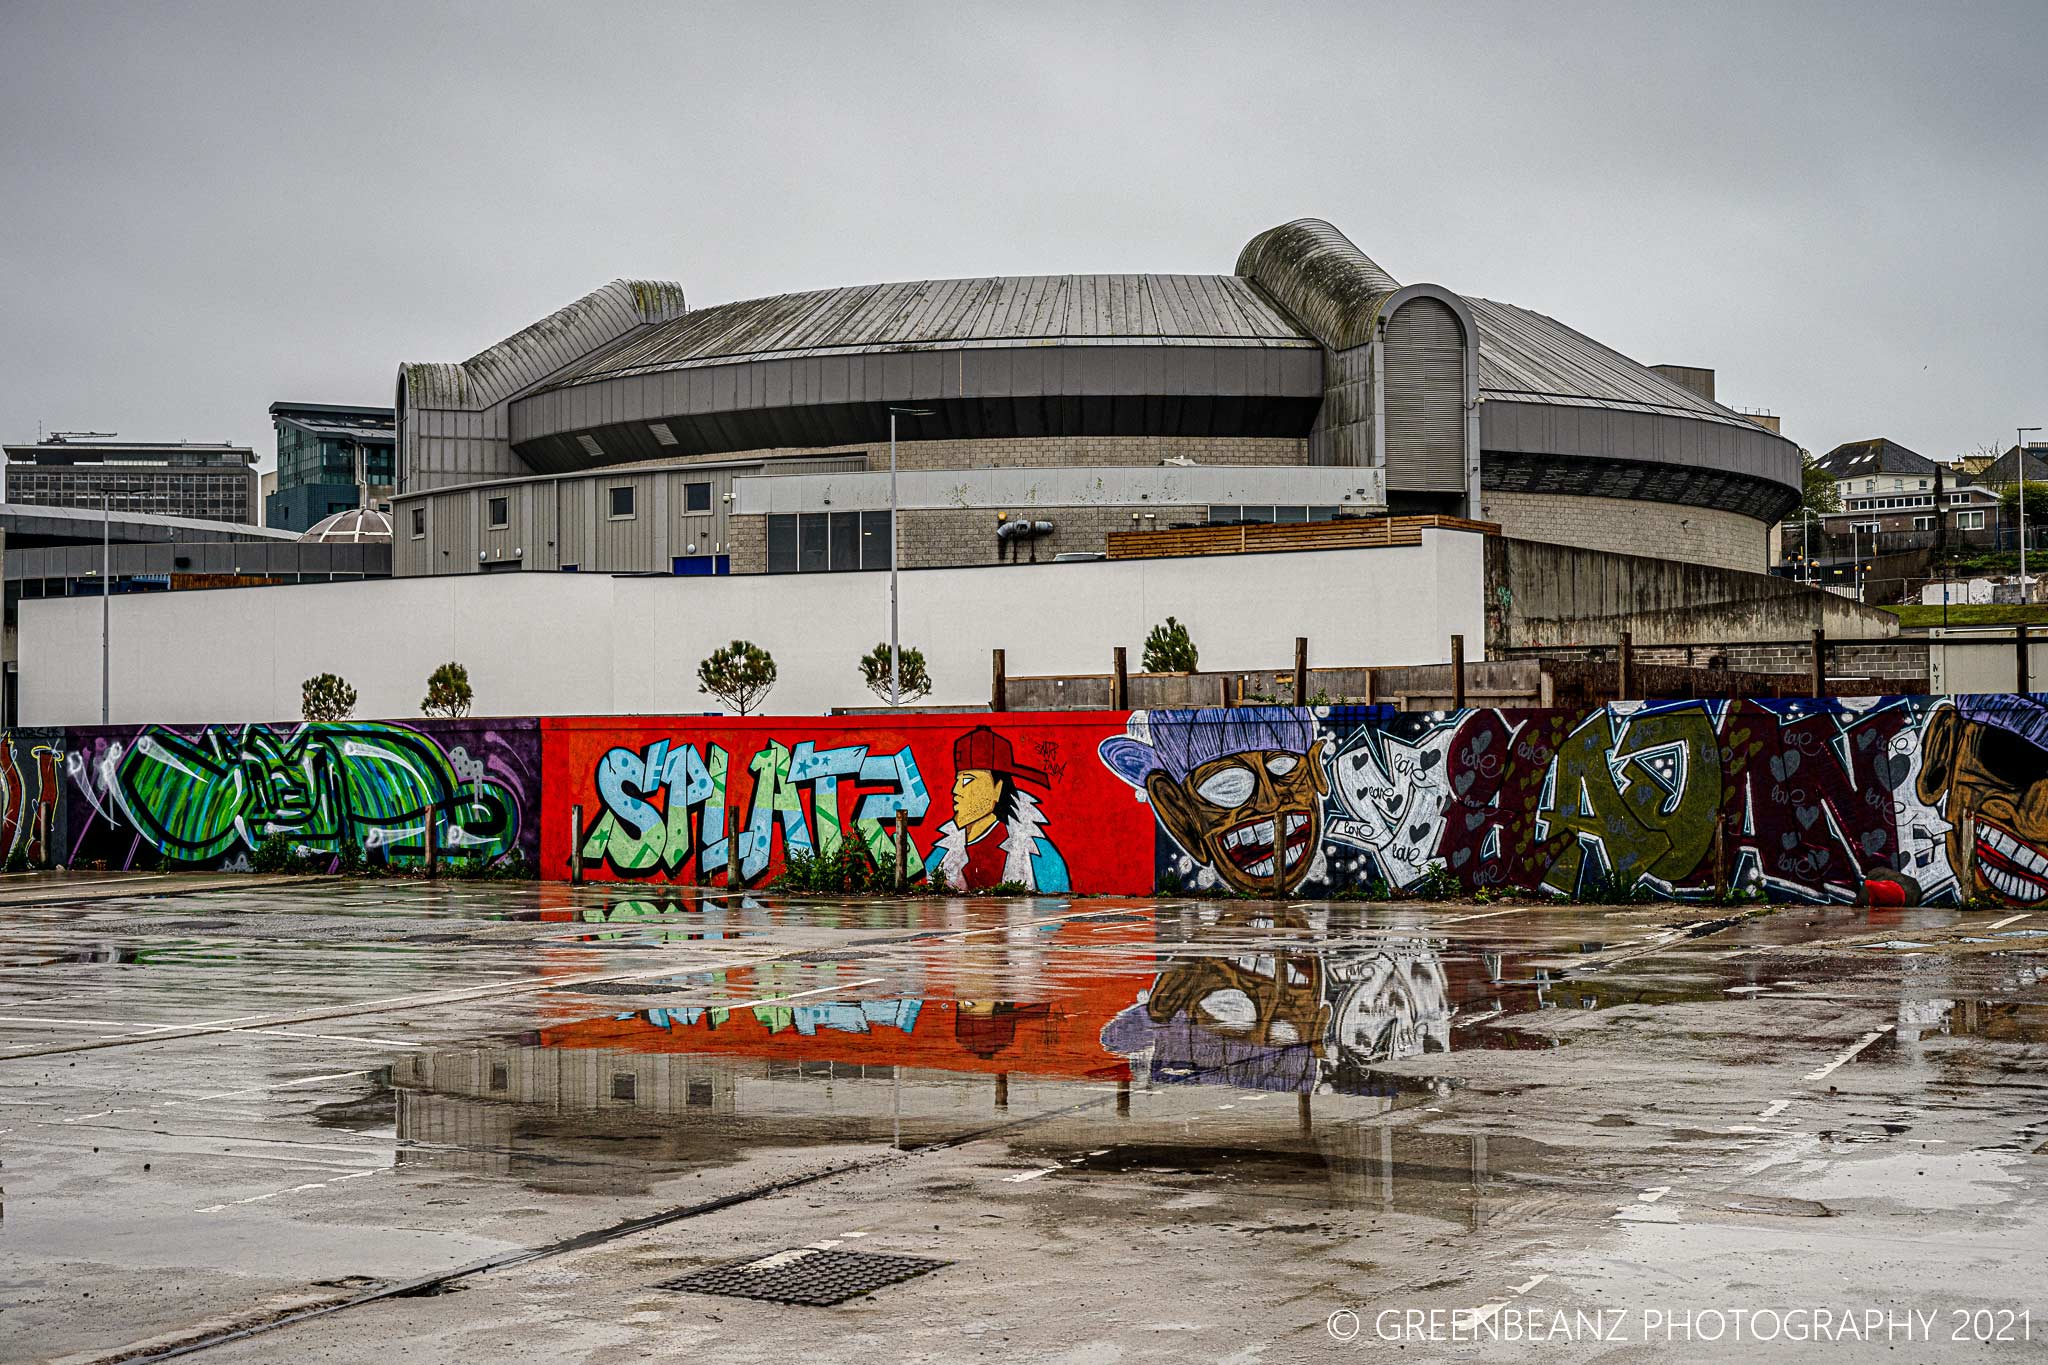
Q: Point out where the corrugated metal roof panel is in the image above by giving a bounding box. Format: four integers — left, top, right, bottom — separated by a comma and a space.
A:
1466, 296, 1765, 431
542, 274, 1317, 390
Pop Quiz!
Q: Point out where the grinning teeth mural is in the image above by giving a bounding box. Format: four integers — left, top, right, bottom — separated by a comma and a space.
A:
1102, 697, 2048, 906
64, 720, 537, 870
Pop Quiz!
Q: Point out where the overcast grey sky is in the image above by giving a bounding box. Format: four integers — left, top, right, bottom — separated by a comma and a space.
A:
2, 1, 2043, 471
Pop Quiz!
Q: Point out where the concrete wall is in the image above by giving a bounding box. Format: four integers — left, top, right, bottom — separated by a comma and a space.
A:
21, 531, 1487, 726
1485, 536, 1902, 649
1479, 490, 1768, 574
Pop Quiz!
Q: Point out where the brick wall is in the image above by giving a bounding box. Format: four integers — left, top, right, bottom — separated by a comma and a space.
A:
1480, 490, 1768, 574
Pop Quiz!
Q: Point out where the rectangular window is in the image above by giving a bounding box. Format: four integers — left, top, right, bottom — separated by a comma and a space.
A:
1240, 506, 1274, 524
560, 563, 579, 572
611, 1073, 637, 1102
799, 514, 828, 573
1273, 506, 1308, 524
1208, 505, 1242, 524
488, 495, 508, 528
860, 511, 891, 571
1912, 516, 1934, 530
609, 485, 635, 519
684, 481, 712, 513
410, 507, 425, 538
1308, 506, 1340, 522
830, 511, 859, 572
1958, 510, 1986, 530
767, 514, 798, 573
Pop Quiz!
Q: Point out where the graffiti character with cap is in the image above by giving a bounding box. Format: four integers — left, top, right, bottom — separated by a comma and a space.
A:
1917, 697, 2048, 904
933, 727, 1071, 893
1099, 707, 1328, 895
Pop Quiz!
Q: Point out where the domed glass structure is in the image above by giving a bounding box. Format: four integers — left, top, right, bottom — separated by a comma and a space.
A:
300, 507, 392, 543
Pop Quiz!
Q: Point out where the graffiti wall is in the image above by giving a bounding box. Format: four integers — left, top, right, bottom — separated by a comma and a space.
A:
542, 714, 1153, 893
63, 719, 539, 871
1102, 697, 2048, 907
23, 693, 2048, 906
0, 729, 65, 868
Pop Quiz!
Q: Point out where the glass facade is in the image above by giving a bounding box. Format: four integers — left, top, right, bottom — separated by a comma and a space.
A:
766, 511, 892, 574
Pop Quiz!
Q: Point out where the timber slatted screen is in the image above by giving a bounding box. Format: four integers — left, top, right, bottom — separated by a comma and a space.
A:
1383, 298, 1467, 492
1104, 515, 1499, 560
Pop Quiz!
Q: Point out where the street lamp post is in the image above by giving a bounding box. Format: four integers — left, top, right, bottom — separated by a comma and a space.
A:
2021, 427, 2043, 603
101, 492, 110, 724
886, 406, 933, 706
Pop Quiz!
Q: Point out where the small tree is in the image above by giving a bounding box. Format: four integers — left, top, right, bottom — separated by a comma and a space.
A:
421, 662, 473, 718
1797, 453, 1840, 518
301, 673, 357, 721
698, 640, 777, 715
858, 642, 932, 705
1142, 616, 1200, 673
2001, 483, 2048, 523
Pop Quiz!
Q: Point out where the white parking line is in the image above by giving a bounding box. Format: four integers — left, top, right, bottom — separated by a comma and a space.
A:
1803, 1026, 1893, 1082
1987, 913, 2032, 929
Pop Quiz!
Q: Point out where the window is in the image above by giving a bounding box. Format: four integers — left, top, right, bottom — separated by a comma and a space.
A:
767, 511, 890, 574
611, 1073, 637, 1102
488, 495, 508, 528
687, 1079, 714, 1108
560, 563, 579, 572
609, 485, 635, 519
1958, 510, 1986, 530
1913, 516, 1934, 530
410, 507, 425, 538
489, 1062, 508, 1091
684, 481, 712, 513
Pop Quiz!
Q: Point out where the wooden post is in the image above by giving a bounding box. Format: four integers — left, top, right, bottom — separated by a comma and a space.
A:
570, 804, 583, 884
1617, 631, 1634, 702
726, 806, 741, 890
1712, 812, 1727, 900
1218, 673, 1231, 708
990, 648, 1007, 712
2019, 624, 2032, 694
1810, 628, 1826, 698
893, 808, 906, 891
1363, 668, 1376, 706
423, 808, 438, 879
1958, 809, 1977, 903
1112, 646, 1129, 710
1450, 634, 1467, 709
1293, 636, 1308, 708
994, 1072, 1009, 1111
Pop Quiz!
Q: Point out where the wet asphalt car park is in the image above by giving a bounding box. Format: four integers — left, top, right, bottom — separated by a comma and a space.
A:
0, 873, 2043, 1362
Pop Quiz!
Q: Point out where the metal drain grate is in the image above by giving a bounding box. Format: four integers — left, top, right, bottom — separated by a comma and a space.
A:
654, 1248, 949, 1306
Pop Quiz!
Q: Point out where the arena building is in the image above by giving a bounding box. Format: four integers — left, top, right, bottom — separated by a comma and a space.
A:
391, 219, 1796, 579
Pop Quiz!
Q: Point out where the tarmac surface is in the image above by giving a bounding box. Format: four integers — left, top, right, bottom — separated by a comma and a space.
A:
0, 872, 2043, 1362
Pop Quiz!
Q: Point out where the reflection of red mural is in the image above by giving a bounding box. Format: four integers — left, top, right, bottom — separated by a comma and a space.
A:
539, 914, 1149, 1079
540, 714, 1149, 892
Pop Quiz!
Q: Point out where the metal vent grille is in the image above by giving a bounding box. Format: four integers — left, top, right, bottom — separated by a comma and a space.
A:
654, 1248, 948, 1306
1383, 298, 1467, 492
649, 422, 679, 446
577, 434, 605, 457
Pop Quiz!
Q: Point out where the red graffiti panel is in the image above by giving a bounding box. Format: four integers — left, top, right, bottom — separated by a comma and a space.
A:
540, 713, 1152, 894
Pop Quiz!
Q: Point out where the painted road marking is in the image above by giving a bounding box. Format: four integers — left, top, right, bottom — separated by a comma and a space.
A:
1987, 913, 2032, 929
1510, 1274, 1550, 1296
1002, 1168, 1056, 1183
197, 1167, 379, 1213
1759, 1099, 1791, 1119
1804, 1026, 1894, 1082
1637, 1186, 1671, 1203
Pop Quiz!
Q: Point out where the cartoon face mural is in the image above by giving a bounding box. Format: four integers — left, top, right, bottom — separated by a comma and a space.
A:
1916, 698, 2048, 904
934, 727, 1071, 893
1101, 698, 1997, 905
65, 720, 536, 870
1100, 708, 1328, 894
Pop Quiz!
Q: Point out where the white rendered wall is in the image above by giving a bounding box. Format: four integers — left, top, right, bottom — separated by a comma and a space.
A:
20, 530, 1486, 725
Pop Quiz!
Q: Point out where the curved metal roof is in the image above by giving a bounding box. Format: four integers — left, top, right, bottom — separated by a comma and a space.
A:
400, 278, 688, 410
538, 274, 1315, 391
1467, 297, 1771, 432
